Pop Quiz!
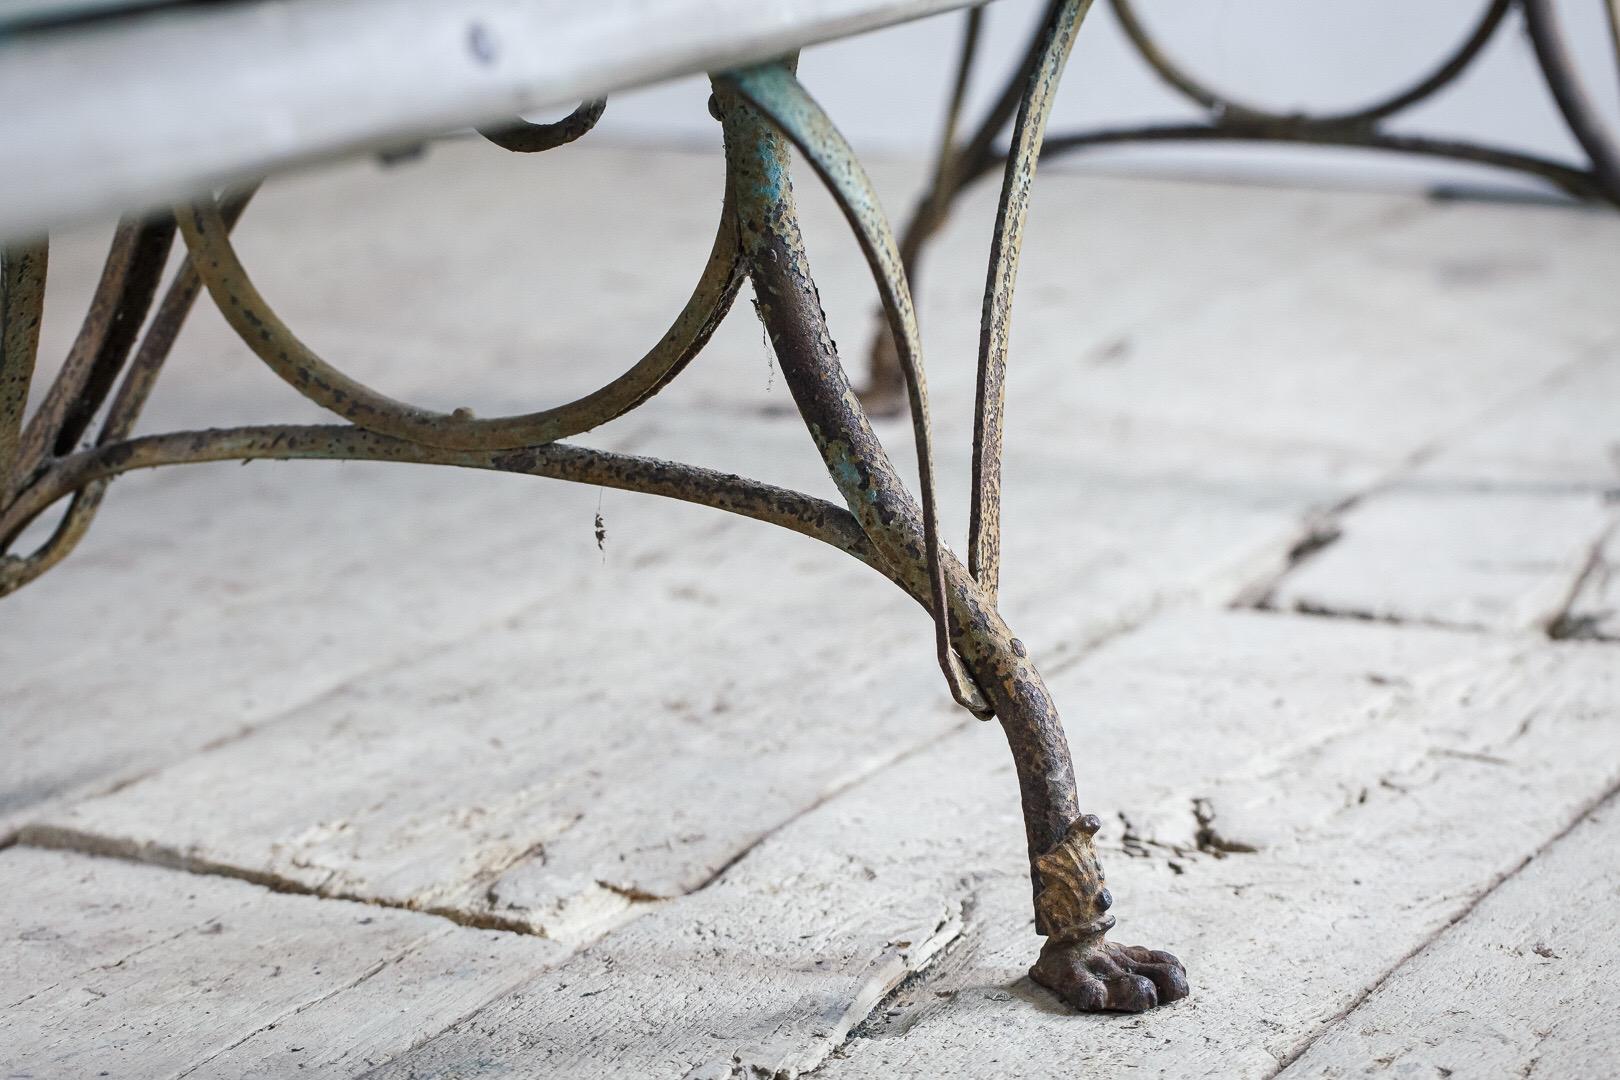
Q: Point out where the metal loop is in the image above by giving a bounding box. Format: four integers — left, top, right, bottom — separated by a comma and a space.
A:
478, 99, 607, 153
176, 170, 743, 452
1110, 0, 1513, 132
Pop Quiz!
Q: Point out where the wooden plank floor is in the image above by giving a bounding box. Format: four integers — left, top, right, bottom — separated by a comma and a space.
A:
3, 142, 1617, 1078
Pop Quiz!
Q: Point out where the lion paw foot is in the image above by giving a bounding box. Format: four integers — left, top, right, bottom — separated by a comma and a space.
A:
1030, 937, 1188, 1013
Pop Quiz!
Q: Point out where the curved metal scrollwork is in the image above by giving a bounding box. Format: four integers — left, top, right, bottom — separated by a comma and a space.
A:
1111, 0, 1515, 132
177, 182, 744, 453
477, 99, 608, 153
861, 0, 1620, 402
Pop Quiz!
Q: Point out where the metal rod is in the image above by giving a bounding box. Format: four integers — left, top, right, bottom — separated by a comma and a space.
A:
1522, 0, 1620, 201
175, 179, 744, 450
969, 0, 1092, 603
933, 8, 984, 198
1108, 0, 1512, 131
0, 424, 916, 603
0, 239, 48, 501
1608, 0, 1620, 105
722, 61, 991, 717
861, 5, 986, 411
858, 0, 1065, 409
0, 189, 258, 573
16, 217, 173, 478
1020, 122, 1610, 202
51, 217, 176, 456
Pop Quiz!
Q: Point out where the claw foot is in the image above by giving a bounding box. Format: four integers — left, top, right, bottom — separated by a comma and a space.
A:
1031, 936, 1188, 1013
1026, 813, 1189, 1013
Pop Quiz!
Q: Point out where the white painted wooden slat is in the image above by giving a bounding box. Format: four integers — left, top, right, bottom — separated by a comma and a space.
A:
1280, 796, 1620, 1079
360, 616, 1620, 1078
1271, 482, 1613, 631
1269, 354, 1620, 632
0, 0, 980, 239
0, 847, 560, 1080
990, 199, 1620, 465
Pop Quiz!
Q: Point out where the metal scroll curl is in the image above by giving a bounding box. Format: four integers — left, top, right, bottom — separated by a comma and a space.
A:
176, 177, 745, 452
862, 0, 1620, 401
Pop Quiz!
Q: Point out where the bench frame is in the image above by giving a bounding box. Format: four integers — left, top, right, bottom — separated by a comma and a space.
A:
9, 0, 1612, 1021
862, 0, 1620, 406
1, 0, 1190, 1015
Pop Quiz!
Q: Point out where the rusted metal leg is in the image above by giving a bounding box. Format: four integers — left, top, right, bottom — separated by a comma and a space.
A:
1, 239, 48, 503
720, 80, 1186, 1013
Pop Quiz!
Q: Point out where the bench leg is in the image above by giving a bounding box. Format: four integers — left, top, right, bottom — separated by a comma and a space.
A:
722, 81, 1188, 1013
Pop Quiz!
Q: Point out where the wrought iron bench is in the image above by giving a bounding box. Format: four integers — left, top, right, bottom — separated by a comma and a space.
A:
1, 0, 1614, 1017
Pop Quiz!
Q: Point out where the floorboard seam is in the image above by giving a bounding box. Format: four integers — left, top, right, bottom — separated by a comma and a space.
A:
1547, 519, 1618, 641
0, 426, 670, 843
1265, 777, 1620, 1077
1234, 349, 1620, 614
13, 826, 560, 935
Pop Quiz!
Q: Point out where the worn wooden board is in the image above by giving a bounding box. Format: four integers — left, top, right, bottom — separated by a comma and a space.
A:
1418, 348, 1620, 490
1, 145, 726, 825
1268, 482, 1614, 631
1279, 795, 1620, 1079
360, 614, 1620, 1078
7, 148, 1426, 900
1268, 353, 1620, 632
989, 197, 1620, 465
15, 435, 1363, 943
4, 146, 1411, 832
0, 847, 560, 1079
7, 146, 1619, 1077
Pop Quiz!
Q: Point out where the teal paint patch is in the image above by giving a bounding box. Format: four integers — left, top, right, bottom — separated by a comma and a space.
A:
829, 450, 878, 504
754, 131, 787, 202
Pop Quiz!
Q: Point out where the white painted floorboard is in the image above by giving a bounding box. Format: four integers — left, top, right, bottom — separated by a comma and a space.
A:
1280, 796, 1620, 1080
372, 616, 1620, 1079
3, 143, 1617, 1077
1271, 352, 1620, 633
1, 847, 561, 1079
